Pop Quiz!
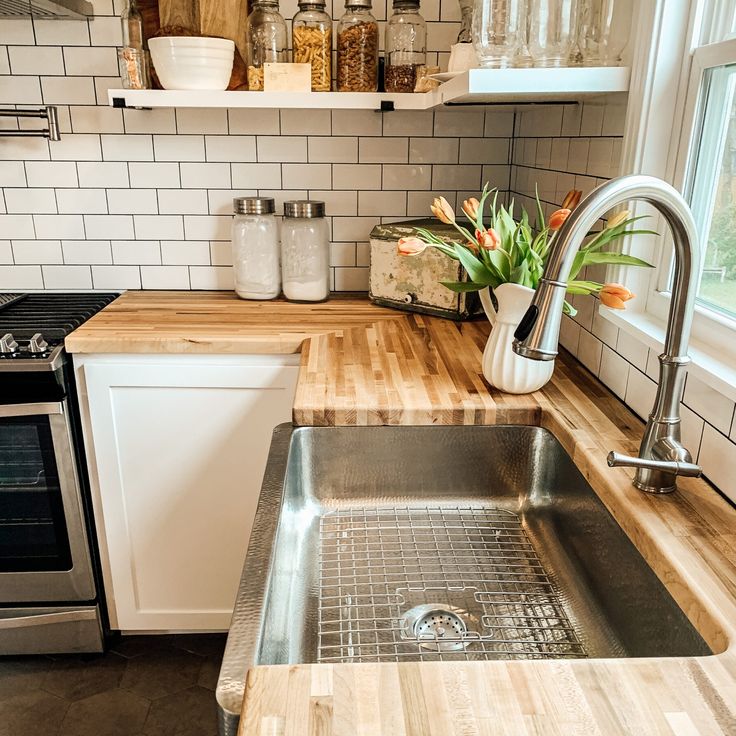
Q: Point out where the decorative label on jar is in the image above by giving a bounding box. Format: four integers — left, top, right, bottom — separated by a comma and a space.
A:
263, 62, 312, 92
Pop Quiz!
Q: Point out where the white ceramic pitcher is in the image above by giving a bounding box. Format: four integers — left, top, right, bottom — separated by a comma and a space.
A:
478, 283, 554, 394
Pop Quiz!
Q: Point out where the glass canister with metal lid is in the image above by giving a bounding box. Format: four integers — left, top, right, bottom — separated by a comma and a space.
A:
281, 200, 330, 302
292, 0, 333, 91
232, 197, 281, 300
384, 0, 426, 92
245, 0, 289, 90
337, 0, 379, 92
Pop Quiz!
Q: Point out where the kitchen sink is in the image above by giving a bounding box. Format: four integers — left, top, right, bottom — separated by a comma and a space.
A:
217, 424, 711, 735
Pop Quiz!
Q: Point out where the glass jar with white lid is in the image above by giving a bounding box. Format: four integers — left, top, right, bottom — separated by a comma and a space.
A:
231, 197, 281, 300
281, 200, 330, 302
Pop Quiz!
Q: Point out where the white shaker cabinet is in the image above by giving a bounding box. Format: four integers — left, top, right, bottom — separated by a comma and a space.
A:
74, 354, 299, 632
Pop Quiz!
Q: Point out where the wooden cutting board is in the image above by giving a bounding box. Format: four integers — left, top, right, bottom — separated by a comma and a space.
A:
146, 0, 249, 90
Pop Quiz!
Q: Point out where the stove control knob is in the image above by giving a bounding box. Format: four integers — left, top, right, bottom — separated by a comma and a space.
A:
29, 333, 49, 354
0, 333, 18, 354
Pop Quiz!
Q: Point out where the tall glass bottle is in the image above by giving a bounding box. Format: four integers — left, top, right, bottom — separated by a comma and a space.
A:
472, 0, 526, 69
119, 0, 150, 89
528, 0, 577, 68
245, 0, 288, 90
384, 0, 426, 93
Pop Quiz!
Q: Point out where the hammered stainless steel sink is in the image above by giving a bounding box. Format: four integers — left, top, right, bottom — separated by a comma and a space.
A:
217, 424, 711, 735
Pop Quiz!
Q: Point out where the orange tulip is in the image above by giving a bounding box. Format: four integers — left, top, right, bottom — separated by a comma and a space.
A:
561, 189, 582, 210
605, 209, 630, 230
462, 197, 480, 220
476, 228, 500, 250
599, 283, 635, 309
397, 236, 428, 256
549, 208, 571, 231
430, 196, 455, 224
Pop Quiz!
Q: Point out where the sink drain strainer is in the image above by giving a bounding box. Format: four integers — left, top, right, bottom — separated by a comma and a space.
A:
401, 604, 471, 652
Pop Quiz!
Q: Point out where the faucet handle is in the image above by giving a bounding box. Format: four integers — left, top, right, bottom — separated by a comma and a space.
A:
607, 451, 701, 478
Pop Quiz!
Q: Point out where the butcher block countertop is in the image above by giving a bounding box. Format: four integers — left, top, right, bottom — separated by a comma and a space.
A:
67, 291, 736, 735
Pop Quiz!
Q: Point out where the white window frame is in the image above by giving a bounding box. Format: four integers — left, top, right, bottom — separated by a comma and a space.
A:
599, 0, 736, 401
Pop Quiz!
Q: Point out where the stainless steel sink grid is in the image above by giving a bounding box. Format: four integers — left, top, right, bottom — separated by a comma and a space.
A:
217, 425, 713, 736
317, 505, 586, 662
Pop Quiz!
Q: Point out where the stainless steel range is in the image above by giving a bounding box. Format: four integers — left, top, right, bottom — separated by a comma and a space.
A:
0, 292, 117, 654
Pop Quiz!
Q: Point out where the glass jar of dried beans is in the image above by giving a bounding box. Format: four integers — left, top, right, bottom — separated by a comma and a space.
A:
385, 0, 426, 93
336, 0, 378, 92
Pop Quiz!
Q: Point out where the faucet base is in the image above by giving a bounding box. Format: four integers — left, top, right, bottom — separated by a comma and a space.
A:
633, 478, 677, 494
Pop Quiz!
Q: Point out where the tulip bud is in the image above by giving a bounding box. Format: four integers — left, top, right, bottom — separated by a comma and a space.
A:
397, 236, 428, 256
599, 283, 635, 309
476, 228, 500, 250
561, 189, 582, 210
462, 197, 480, 220
430, 196, 455, 224
605, 210, 630, 230
548, 208, 571, 231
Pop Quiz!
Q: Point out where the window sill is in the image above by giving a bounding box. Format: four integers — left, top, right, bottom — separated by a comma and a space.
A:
600, 306, 736, 403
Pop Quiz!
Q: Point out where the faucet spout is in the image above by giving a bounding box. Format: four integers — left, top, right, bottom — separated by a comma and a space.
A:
512, 174, 702, 494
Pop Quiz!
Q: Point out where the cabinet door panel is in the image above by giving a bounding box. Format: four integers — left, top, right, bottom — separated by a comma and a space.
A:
83, 361, 298, 631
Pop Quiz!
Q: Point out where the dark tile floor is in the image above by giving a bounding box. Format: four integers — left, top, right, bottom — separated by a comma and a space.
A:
0, 634, 226, 736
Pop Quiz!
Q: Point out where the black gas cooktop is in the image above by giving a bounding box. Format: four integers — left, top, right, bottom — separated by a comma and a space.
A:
0, 293, 117, 370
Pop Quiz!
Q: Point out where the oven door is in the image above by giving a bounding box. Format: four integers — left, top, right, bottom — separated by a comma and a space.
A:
0, 401, 95, 603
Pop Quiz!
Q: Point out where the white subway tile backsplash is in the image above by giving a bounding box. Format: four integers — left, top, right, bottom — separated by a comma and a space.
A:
228, 108, 280, 135
432, 164, 481, 190
331, 110, 382, 137
180, 162, 231, 189
308, 137, 357, 163
141, 265, 191, 289
334, 267, 369, 291
189, 265, 234, 290
153, 134, 205, 162
41, 76, 96, 104
231, 163, 281, 189
383, 164, 431, 190
62, 240, 112, 264
624, 367, 657, 421
580, 103, 605, 136
209, 241, 231, 266
577, 330, 603, 375
0, 19, 35, 45
123, 108, 177, 135
107, 188, 158, 214
176, 108, 228, 135
78, 161, 128, 188
50, 134, 102, 161
0, 75, 42, 104
42, 264, 93, 289
112, 240, 160, 264
0, 214, 34, 239
4, 188, 57, 214
205, 136, 256, 162
158, 189, 209, 215
57, 188, 108, 214
598, 345, 629, 399
360, 137, 407, 163
161, 241, 210, 266
332, 164, 381, 190
257, 136, 307, 163
0, 241, 12, 264
310, 191, 357, 217
700, 424, 736, 504
383, 111, 434, 137
64, 46, 118, 76
358, 191, 407, 216
84, 214, 134, 239
409, 137, 458, 164
333, 217, 379, 242
70, 106, 124, 134
615, 329, 648, 372
680, 403, 705, 462
88, 17, 123, 46
34, 19, 90, 46
183, 215, 231, 241
91, 265, 141, 289
12, 239, 62, 263
460, 138, 510, 165
101, 134, 153, 161
33, 214, 83, 239
280, 109, 331, 136
128, 162, 179, 188
434, 111, 485, 138
684, 374, 736, 435
133, 215, 184, 240
8, 46, 64, 75
282, 163, 331, 189
0, 136, 49, 161
484, 112, 514, 138
0, 265, 43, 289
0, 162, 26, 188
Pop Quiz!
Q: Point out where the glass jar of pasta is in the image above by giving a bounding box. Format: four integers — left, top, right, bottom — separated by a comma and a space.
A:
292, 0, 333, 91
337, 0, 378, 92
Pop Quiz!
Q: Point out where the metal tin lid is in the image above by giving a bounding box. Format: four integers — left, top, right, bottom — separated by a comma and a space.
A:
345, 0, 372, 7
233, 197, 275, 215
392, 0, 419, 8
298, 0, 326, 7
283, 199, 326, 218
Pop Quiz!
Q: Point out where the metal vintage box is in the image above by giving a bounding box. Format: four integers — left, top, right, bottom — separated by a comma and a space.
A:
369, 218, 481, 320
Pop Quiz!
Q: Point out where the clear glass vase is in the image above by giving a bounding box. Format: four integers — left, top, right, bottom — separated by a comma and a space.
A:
472, 0, 527, 69
576, 0, 630, 66
528, 0, 577, 68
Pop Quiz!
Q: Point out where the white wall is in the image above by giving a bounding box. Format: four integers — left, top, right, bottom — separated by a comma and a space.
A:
0, 1, 513, 291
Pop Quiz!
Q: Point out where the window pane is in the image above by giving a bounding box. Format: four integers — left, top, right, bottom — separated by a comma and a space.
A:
689, 63, 736, 319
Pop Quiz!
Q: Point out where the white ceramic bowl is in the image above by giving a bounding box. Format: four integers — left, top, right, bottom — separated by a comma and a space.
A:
149, 36, 235, 91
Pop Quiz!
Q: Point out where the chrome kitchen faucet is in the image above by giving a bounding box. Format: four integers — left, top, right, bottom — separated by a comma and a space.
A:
513, 175, 702, 494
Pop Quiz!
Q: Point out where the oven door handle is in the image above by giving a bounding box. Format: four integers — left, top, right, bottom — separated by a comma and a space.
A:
0, 608, 98, 630
0, 401, 64, 418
